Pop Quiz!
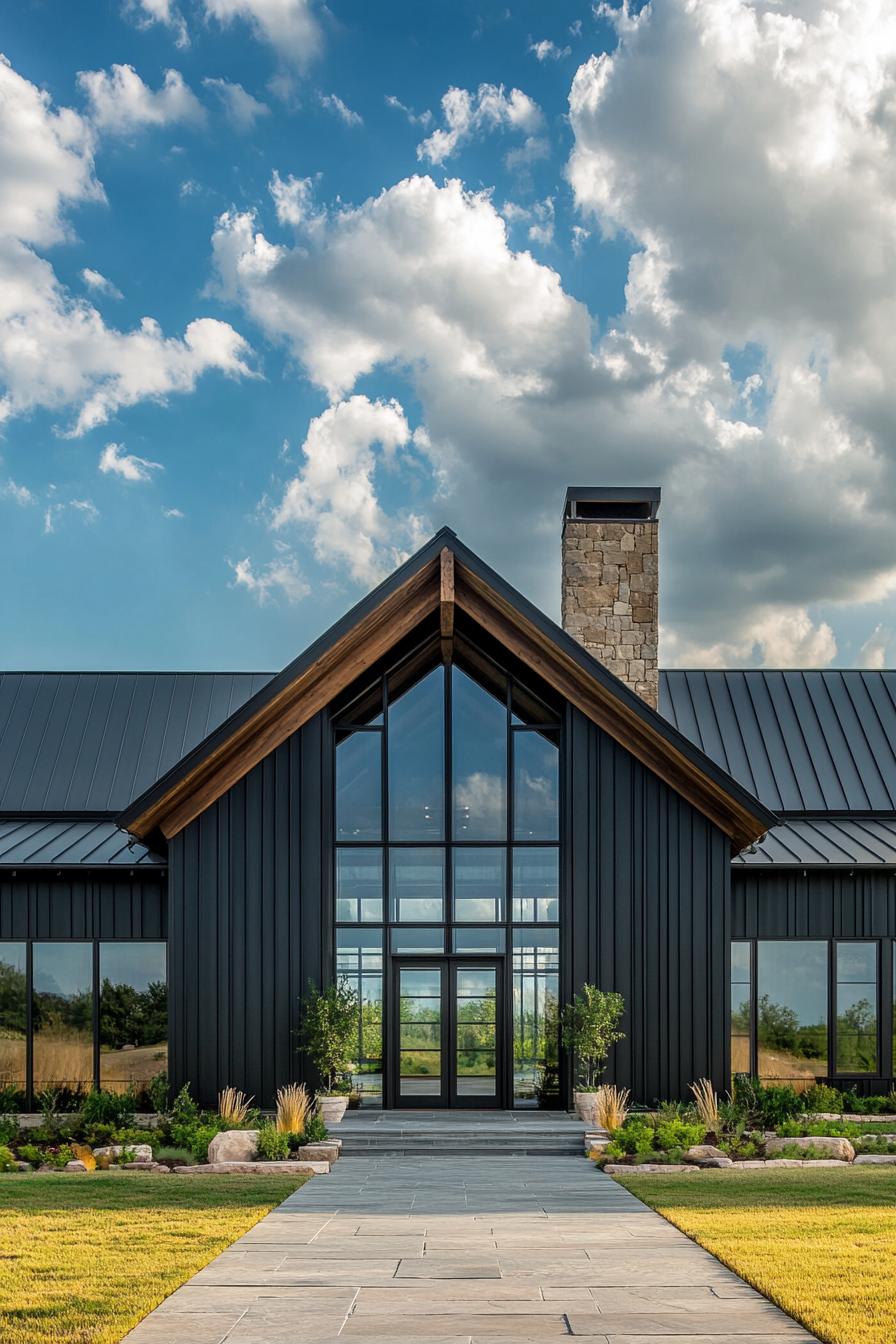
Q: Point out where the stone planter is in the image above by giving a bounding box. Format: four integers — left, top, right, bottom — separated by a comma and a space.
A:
574, 1091, 600, 1123
317, 1095, 349, 1126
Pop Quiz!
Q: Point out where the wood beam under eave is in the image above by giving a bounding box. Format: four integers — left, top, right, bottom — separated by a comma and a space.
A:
440, 546, 455, 663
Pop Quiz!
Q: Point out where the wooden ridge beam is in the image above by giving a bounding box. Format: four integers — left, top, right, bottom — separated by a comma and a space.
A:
440, 546, 455, 663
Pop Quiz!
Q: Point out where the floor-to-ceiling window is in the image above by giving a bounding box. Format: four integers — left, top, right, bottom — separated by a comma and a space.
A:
334, 640, 561, 1107
0, 940, 167, 1108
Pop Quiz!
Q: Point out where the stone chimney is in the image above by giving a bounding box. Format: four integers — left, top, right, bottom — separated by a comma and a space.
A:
561, 487, 660, 709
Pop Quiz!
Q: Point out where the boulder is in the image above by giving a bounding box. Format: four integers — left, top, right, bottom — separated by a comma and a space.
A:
93, 1144, 153, 1162
765, 1136, 855, 1161
854, 1154, 896, 1164
64, 1160, 88, 1172
122, 1161, 155, 1169
684, 1145, 730, 1166
207, 1130, 259, 1164
296, 1144, 340, 1162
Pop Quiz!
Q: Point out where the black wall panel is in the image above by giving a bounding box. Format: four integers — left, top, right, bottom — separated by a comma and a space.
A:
168, 712, 329, 1108
733, 869, 896, 939
565, 705, 731, 1102
0, 873, 166, 940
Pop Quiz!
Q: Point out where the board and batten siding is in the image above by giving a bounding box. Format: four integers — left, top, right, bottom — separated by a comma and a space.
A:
0, 873, 166, 940
565, 705, 732, 1102
733, 869, 896, 939
167, 711, 330, 1108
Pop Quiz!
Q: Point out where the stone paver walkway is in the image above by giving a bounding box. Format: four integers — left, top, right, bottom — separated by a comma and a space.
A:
124, 1155, 817, 1343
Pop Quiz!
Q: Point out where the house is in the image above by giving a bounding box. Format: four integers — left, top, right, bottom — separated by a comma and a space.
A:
2, 486, 894, 1111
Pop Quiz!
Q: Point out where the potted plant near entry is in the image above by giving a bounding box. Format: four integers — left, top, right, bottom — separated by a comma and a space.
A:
296, 979, 358, 1125
559, 985, 625, 1123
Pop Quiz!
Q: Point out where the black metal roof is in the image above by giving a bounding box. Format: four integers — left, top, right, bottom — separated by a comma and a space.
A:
118, 528, 777, 843
734, 817, 896, 867
0, 672, 272, 813
660, 670, 896, 814
0, 817, 163, 867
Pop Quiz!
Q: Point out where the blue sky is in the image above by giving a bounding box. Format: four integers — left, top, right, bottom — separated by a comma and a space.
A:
3, 1, 896, 672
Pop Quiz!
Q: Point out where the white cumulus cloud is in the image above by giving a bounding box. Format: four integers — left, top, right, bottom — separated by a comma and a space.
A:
0, 57, 252, 436
319, 92, 362, 126
271, 395, 430, 586
417, 84, 542, 165
201, 0, 322, 68
81, 268, 122, 299
209, 1, 896, 662
529, 39, 571, 61
78, 64, 204, 133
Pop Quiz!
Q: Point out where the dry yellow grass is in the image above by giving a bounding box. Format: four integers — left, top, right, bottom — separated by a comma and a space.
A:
0, 1172, 307, 1344
617, 1167, 896, 1344
218, 1085, 254, 1124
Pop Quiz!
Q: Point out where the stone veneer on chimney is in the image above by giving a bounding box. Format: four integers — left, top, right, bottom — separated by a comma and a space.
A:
561, 487, 660, 709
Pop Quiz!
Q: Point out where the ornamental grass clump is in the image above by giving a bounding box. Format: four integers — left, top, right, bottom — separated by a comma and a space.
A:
690, 1077, 720, 1135
275, 1083, 310, 1135
594, 1084, 630, 1133
218, 1087, 254, 1126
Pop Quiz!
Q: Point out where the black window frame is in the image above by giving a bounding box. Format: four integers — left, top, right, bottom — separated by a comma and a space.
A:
731, 936, 892, 1085
0, 937, 168, 1109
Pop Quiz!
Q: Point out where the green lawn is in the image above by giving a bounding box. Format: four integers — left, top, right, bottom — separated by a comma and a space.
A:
615, 1167, 896, 1344
0, 1172, 308, 1344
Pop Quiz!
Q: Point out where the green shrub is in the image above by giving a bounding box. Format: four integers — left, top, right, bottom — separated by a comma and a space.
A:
80, 1088, 136, 1130
256, 1123, 290, 1161
0, 1085, 23, 1112
841, 1091, 895, 1115
169, 1121, 220, 1164
170, 1083, 200, 1126
733, 1077, 802, 1127
853, 1137, 896, 1155
0, 1145, 19, 1172
654, 1118, 705, 1151
44, 1145, 74, 1170
773, 1141, 835, 1161
0, 1114, 18, 1146
153, 1146, 193, 1164
803, 1083, 843, 1114
301, 1113, 329, 1144
16, 1143, 42, 1168
147, 1070, 169, 1115
112, 1126, 156, 1146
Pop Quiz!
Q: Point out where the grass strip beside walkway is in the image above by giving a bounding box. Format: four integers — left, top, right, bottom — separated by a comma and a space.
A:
0, 1172, 308, 1344
616, 1166, 896, 1344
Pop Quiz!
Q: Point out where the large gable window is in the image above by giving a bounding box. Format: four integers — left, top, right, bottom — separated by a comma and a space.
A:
334, 638, 561, 1107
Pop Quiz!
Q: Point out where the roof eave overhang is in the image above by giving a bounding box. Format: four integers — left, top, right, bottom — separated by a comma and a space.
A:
119, 534, 775, 852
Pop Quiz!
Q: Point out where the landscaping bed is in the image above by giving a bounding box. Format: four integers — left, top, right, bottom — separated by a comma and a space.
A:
592, 1078, 896, 1174
616, 1165, 896, 1344
0, 1079, 336, 1177
0, 1171, 307, 1344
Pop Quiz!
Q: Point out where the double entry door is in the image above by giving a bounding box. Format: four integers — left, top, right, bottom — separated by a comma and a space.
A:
392, 958, 503, 1108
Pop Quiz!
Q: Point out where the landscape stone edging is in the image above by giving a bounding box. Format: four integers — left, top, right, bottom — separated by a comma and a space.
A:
175, 1159, 330, 1174
603, 1159, 855, 1173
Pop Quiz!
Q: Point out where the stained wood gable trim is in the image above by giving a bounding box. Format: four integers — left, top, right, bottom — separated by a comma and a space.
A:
123, 545, 771, 850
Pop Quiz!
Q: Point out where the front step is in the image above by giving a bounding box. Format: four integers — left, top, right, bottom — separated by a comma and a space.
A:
336, 1113, 600, 1158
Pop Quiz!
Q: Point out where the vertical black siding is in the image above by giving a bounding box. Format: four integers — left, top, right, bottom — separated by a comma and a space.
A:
168, 712, 328, 1107
0, 873, 166, 939
733, 869, 896, 937
565, 705, 731, 1102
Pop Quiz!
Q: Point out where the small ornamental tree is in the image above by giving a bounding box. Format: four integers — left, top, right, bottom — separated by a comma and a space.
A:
559, 985, 625, 1090
296, 979, 359, 1095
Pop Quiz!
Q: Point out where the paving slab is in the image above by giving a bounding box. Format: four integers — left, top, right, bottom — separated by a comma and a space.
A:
121, 1150, 819, 1344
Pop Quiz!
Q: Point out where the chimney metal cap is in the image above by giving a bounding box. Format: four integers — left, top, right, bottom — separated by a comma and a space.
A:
563, 486, 661, 523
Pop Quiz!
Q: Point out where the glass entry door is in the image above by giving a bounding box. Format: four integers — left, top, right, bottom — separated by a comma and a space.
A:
393, 959, 503, 1108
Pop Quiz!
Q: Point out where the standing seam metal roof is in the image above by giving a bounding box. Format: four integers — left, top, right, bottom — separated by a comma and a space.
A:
0, 673, 273, 813
659, 670, 896, 813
